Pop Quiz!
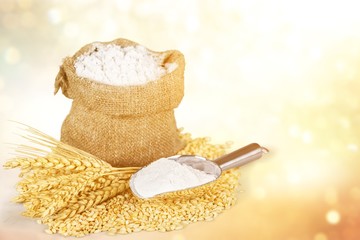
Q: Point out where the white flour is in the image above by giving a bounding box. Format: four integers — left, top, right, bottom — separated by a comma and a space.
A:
132, 158, 217, 198
74, 43, 177, 86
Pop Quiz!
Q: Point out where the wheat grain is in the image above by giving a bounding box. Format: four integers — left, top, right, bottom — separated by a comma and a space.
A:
4, 126, 241, 237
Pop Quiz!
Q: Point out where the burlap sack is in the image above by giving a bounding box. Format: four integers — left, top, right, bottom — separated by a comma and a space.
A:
54, 38, 185, 167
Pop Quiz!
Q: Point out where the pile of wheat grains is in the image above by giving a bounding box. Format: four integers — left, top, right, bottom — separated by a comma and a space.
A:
4, 126, 241, 237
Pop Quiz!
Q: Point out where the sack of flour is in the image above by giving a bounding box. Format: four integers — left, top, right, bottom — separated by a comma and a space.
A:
54, 38, 185, 167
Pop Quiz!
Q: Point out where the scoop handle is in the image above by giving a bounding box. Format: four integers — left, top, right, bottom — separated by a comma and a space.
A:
213, 143, 268, 171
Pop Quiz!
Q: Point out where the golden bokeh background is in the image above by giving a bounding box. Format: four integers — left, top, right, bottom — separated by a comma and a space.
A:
1, 0, 360, 239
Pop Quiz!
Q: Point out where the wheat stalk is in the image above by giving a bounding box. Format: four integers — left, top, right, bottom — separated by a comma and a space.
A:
3, 123, 139, 220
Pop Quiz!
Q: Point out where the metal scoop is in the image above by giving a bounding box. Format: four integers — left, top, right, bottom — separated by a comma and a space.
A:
130, 143, 269, 199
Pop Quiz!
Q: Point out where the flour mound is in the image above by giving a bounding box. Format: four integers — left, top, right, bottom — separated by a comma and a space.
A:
74, 43, 177, 86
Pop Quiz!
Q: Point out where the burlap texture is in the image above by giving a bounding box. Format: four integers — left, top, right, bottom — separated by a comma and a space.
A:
55, 38, 185, 167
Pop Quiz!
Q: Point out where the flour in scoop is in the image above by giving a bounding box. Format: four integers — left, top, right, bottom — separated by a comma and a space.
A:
74, 43, 177, 86
132, 158, 217, 198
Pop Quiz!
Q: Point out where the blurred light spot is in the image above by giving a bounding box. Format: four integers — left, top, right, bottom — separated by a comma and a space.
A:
336, 60, 345, 72
288, 125, 300, 138
220, 0, 240, 11
164, 11, 178, 24
302, 131, 313, 144
303, 90, 317, 103
265, 173, 279, 185
0, 94, 13, 113
2, 13, 18, 29
17, 0, 32, 9
48, 8, 62, 25
257, 19, 277, 34
326, 210, 341, 225
200, 48, 214, 64
102, 19, 117, 37
347, 144, 358, 152
135, 2, 153, 15
287, 172, 301, 185
314, 232, 328, 240
4, 47, 21, 65
172, 234, 186, 240
186, 15, 200, 32
63, 23, 79, 38
20, 11, 36, 28
0, 1, 15, 12
338, 117, 350, 129
324, 188, 338, 205
0, 77, 4, 91
309, 47, 322, 61
286, 34, 302, 52
253, 187, 267, 199
350, 187, 360, 200
115, 0, 132, 11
